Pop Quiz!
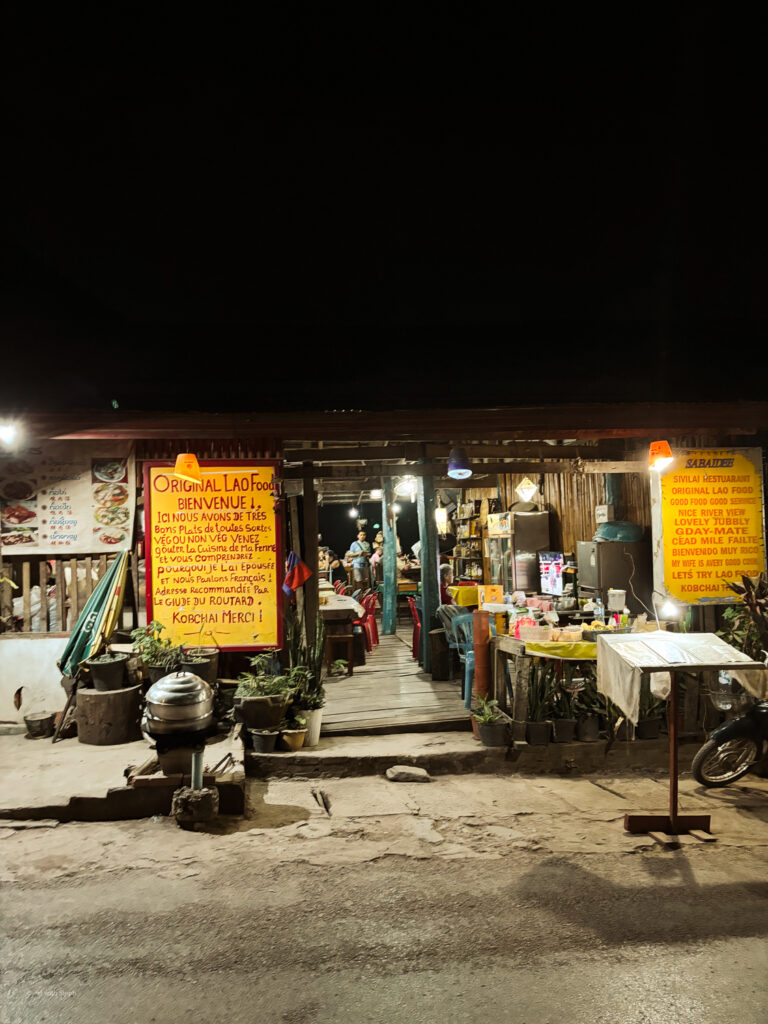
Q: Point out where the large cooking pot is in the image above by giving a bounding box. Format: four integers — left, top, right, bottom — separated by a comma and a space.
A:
143, 670, 214, 734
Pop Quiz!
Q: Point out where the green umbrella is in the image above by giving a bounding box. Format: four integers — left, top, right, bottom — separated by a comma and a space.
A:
58, 551, 129, 678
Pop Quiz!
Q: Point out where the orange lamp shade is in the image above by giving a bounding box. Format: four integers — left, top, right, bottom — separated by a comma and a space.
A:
648, 440, 674, 471
174, 452, 202, 484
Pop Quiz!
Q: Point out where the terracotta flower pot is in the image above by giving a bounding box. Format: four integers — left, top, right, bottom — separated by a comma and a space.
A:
280, 729, 307, 751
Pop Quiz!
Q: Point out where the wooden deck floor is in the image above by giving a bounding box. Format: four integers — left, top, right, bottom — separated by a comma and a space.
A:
322, 624, 467, 734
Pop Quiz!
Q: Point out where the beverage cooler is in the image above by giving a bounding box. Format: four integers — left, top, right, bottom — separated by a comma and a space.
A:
487, 511, 550, 593
576, 540, 651, 615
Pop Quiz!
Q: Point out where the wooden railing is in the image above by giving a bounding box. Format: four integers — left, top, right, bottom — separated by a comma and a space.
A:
0, 552, 142, 636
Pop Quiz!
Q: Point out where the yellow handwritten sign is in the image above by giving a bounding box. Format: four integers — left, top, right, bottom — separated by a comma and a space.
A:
659, 448, 766, 603
145, 462, 281, 649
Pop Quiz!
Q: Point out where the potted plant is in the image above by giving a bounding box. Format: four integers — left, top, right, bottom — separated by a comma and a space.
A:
471, 696, 508, 746
526, 661, 554, 745
574, 670, 602, 741
182, 623, 221, 681
235, 654, 292, 729
279, 711, 307, 751
248, 727, 280, 753
551, 673, 578, 743
179, 650, 217, 685
84, 645, 129, 691
283, 609, 328, 747
130, 620, 173, 684
636, 676, 665, 739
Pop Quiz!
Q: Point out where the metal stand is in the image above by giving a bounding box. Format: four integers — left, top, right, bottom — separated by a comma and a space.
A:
624, 671, 713, 841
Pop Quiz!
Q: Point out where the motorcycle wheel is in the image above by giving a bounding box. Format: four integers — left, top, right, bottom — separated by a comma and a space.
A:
691, 737, 758, 787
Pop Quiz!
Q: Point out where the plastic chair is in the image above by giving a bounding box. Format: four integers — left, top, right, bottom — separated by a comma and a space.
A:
407, 596, 422, 660
352, 595, 374, 653
363, 593, 379, 646
333, 580, 343, 593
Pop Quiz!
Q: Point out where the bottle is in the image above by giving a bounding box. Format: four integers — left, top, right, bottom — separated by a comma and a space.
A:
593, 597, 605, 624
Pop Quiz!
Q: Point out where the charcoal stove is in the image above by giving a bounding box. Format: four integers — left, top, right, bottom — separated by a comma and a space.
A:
142, 670, 215, 774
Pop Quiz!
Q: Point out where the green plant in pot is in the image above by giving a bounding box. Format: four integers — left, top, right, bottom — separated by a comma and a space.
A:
551, 668, 579, 743
84, 644, 129, 691
279, 710, 307, 751
574, 669, 602, 742
526, 660, 554, 745
472, 696, 508, 747
235, 654, 293, 730
282, 608, 328, 747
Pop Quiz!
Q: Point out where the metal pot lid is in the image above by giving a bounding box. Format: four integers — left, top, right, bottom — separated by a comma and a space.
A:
145, 670, 213, 706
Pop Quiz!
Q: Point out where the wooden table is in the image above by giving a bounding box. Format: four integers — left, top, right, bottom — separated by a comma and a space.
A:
491, 635, 598, 746
320, 595, 366, 666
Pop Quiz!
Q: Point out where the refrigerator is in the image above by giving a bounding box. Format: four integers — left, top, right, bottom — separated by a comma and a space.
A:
576, 540, 651, 615
487, 511, 550, 593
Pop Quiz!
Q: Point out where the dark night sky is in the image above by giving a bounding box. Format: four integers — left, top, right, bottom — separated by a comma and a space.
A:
2, 7, 767, 414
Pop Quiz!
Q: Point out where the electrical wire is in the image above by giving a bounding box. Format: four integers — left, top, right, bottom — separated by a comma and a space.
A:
624, 551, 656, 618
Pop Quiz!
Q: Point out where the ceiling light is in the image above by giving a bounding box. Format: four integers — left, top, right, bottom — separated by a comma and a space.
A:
349, 507, 359, 518
447, 447, 472, 480
0, 423, 18, 446
392, 503, 401, 514
515, 476, 538, 502
370, 488, 382, 499
649, 440, 674, 472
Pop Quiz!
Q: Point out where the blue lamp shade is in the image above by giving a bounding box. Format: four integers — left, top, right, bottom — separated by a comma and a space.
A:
447, 447, 472, 479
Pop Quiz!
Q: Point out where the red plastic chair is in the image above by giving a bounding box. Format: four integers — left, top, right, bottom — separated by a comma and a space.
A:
363, 594, 379, 646
333, 580, 343, 593
407, 596, 421, 660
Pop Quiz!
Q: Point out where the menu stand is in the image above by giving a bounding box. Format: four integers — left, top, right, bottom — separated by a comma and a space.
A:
598, 633, 764, 846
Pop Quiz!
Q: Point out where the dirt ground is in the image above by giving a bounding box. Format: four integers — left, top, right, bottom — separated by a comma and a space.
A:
2, 771, 768, 1024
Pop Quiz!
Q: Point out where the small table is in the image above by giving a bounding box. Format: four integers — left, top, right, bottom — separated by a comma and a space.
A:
320, 594, 366, 667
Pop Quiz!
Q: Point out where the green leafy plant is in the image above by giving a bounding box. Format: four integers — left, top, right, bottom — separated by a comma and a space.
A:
718, 573, 768, 662
130, 620, 171, 664
88, 646, 126, 663
156, 644, 184, 673
527, 660, 556, 722
235, 672, 291, 698
281, 712, 307, 730
472, 695, 501, 724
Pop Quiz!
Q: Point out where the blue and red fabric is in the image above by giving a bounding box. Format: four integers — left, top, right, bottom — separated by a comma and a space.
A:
283, 551, 312, 597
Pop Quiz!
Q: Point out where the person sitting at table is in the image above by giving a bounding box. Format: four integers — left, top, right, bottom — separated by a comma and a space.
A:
440, 563, 456, 605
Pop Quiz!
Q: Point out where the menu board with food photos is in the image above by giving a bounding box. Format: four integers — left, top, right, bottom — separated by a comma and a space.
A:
0, 442, 136, 555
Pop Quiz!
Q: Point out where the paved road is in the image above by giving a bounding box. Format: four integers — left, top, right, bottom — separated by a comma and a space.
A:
2, 772, 768, 1023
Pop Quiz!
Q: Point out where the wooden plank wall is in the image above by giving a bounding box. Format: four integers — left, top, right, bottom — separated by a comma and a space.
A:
0, 553, 136, 635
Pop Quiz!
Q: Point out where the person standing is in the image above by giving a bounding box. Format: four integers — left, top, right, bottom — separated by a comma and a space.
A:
348, 529, 371, 589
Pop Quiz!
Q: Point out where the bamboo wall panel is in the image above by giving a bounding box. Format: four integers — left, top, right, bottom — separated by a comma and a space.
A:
462, 470, 653, 555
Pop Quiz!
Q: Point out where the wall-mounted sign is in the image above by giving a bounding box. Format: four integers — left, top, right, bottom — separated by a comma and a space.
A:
0, 442, 136, 555
652, 447, 766, 604
145, 461, 282, 650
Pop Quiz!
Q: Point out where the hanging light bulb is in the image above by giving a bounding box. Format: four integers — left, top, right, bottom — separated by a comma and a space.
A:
392, 503, 401, 514
649, 440, 674, 472
349, 507, 359, 518
173, 453, 202, 484
447, 447, 472, 479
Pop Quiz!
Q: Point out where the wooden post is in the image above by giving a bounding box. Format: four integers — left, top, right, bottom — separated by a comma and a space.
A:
0, 562, 12, 632
69, 558, 79, 626
38, 560, 48, 632
416, 471, 439, 672
381, 480, 397, 635
301, 465, 319, 643
288, 495, 305, 633
512, 655, 531, 744
669, 670, 679, 832
22, 561, 31, 631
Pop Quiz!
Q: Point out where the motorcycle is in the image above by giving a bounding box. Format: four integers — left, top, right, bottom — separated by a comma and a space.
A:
692, 695, 768, 787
